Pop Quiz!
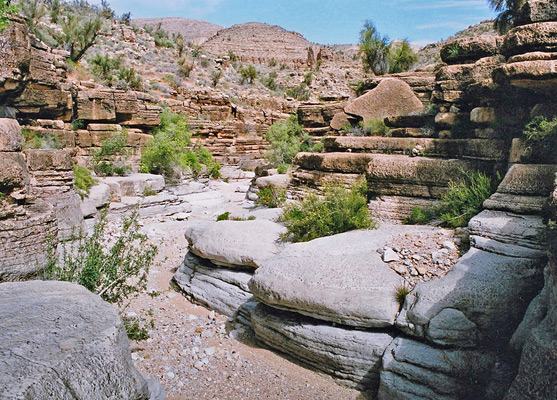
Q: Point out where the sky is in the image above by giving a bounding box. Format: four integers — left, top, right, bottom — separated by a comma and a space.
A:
93, 0, 498, 46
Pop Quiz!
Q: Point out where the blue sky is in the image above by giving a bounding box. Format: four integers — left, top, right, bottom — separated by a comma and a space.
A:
96, 0, 497, 46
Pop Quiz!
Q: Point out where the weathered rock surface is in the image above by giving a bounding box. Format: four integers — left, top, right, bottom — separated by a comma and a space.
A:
518, 0, 557, 24
250, 227, 410, 328
103, 174, 165, 201
0, 203, 56, 281
502, 22, 557, 57
174, 251, 253, 317
251, 303, 395, 390
440, 35, 500, 64
0, 118, 23, 151
344, 79, 424, 123
295, 152, 376, 173
378, 337, 497, 400
468, 210, 547, 258
0, 152, 28, 192
0, 280, 152, 400
186, 220, 286, 269
396, 247, 545, 347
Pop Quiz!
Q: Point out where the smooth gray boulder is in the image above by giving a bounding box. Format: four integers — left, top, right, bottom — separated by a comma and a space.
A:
249, 227, 407, 328
396, 247, 545, 347
187, 220, 286, 269
0, 118, 23, 151
251, 303, 395, 391
378, 337, 497, 400
0, 281, 153, 400
81, 183, 112, 218
468, 210, 547, 259
173, 251, 254, 317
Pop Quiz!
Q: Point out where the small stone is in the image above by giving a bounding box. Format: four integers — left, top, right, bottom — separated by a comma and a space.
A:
383, 248, 400, 262
403, 260, 412, 267
410, 268, 419, 276
392, 264, 407, 274
204, 347, 216, 356
442, 240, 456, 250
166, 372, 175, 379
416, 266, 428, 276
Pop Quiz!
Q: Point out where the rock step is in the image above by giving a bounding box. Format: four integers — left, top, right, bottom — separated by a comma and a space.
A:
290, 170, 362, 190
366, 155, 496, 199
251, 302, 395, 391
295, 152, 375, 174
173, 251, 253, 318
324, 137, 508, 161
108, 192, 193, 219
368, 196, 441, 222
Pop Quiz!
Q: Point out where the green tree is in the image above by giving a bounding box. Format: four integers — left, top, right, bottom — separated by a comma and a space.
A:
59, 13, 103, 62
388, 40, 418, 73
487, 0, 525, 33
0, 0, 18, 32
358, 20, 390, 75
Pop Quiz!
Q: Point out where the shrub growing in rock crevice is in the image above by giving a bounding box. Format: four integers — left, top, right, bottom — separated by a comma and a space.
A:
140, 109, 221, 180
522, 115, 557, 162
279, 177, 376, 242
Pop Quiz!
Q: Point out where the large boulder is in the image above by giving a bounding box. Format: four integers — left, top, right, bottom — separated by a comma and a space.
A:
517, 0, 557, 24
0, 152, 28, 192
0, 280, 153, 399
249, 227, 411, 328
173, 251, 254, 317
344, 78, 424, 123
0, 118, 23, 151
378, 337, 498, 400
185, 220, 286, 269
251, 303, 395, 391
396, 247, 545, 347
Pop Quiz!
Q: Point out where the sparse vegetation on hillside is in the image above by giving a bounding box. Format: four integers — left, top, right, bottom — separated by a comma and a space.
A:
22, 129, 64, 149
279, 177, 376, 242
92, 131, 131, 176
239, 64, 258, 84
140, 109, 221, 180
264, 115, 322, 168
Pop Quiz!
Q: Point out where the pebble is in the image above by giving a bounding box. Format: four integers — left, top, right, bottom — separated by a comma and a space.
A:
382, 248, 400, 262
442, 240, 456, 250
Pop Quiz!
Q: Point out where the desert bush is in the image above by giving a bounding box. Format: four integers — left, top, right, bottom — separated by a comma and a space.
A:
140, 109, 221, 180
117, 66, 142, 90
522, 115, 557, 160
239, 64, 258, 84
262, 71, 278, 90
394, 284, 411, 307
402, 207, 434, 225
22, 129, 64, 149
264, 115, 320, 167
90, 53, 121, 84
303, 71, 313, 86
285, 83, 310, 101
388, 40, 418, 73
211, 69, 222, 87
73, 164, 97, 198
345, 118, 389, 137
92, 131, 131, 177
256, 186, 286, 208
439, 170, 496, 228
268, 57, 277, 67
280, 177, 375, 242
44, 209, 157, 305
178, 58, 193, 77
58, 13, 104, 62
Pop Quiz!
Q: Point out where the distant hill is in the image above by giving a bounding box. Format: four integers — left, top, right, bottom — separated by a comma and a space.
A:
132, 17, 224, 44
201, 22, 316, 66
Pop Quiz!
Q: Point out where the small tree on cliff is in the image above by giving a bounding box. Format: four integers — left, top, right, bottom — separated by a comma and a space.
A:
487, 0, 525, 33
59, 13, 103, 62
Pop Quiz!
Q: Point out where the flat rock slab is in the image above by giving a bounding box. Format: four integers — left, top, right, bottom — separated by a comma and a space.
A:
185, 220, 286, 269
468, 210, 547, 258
248, 226, 437, 328
0, 281, 151, 400
251, 303, 395, 391
496, 163, 557, 196
396, 247, 545, 347
103, 174, 165, 200
174, 251, 254, 317
378, 337, 497, 400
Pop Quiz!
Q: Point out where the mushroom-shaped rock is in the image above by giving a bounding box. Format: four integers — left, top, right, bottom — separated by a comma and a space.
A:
0, 280, 156, 400
249, 227, 406, 328
344, 78, 423, 124
186, 220, 286, 269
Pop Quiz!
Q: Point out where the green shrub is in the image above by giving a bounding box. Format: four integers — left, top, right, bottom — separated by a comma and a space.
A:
142, 186, 157, 197
178, 58, 193, 77
73, 165, 97, 198
268, 57, 277, 67
394, 284, 411, 307
44, 210, 157, 305
522, 116, 557, 160
90, 53, 122, 84
402, 207, 434, 225
277, 164, 288, 174
117, 66, 142, 90
0, 0, 18, 32
140, 109, 221, 180
279, 177, 376, 242
123, 315, 151, 341
216, 211, 230, 221
439, 170, 495, 228
22, 129, 64, 149
71, 119, 85, 130
285, 83, 310, 101
264, 115, 306, 166
262, 71, 278, 90
210, 69, 222, 87
256, 187, 286, 208
92, 131, 130, 177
